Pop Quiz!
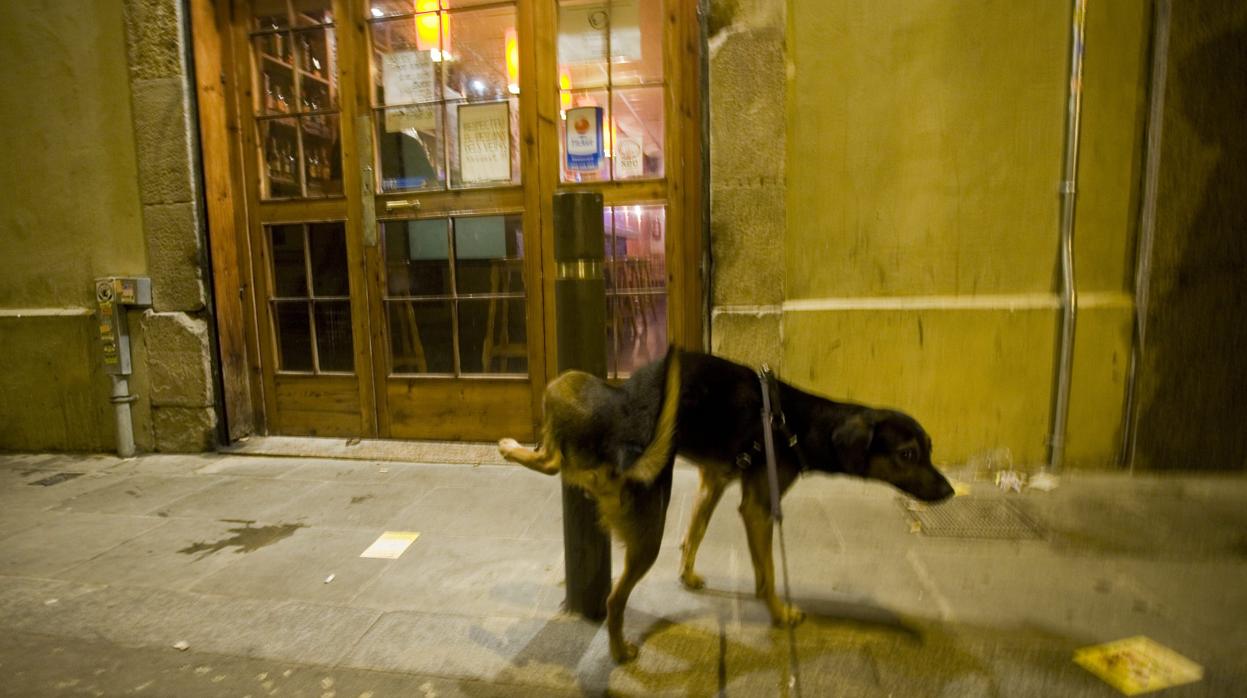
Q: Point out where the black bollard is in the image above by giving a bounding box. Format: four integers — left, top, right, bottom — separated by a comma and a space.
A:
553, 191, 611, 621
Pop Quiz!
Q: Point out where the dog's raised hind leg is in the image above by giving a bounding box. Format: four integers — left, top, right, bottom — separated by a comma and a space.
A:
498, 438, 561, 475
679, 469, 727, 590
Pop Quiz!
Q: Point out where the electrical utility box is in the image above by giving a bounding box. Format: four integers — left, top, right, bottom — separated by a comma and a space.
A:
95, 277, 152, 375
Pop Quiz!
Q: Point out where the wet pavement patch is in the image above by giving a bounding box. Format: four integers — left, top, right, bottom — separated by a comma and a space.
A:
29, 472, 84, 487
178, 520, 306, 560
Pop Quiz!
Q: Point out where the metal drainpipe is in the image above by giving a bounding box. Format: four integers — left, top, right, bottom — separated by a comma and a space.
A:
1120, 0, 1170, 472
1049, 0, 1088, 473
111, 374, 137, 458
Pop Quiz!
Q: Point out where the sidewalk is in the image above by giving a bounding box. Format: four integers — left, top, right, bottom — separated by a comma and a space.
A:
1, 449, 1245, 696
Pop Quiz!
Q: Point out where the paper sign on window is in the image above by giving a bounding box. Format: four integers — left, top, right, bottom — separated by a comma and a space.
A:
615, 135, 644, 178
458, 102, 511, 184
383, 50, 437, 133
566, 106, 604, 172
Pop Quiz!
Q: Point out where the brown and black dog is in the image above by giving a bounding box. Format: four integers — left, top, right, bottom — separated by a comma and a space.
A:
498, 348, 953, 663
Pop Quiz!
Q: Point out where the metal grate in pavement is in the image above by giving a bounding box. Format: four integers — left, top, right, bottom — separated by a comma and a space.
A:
903, 498, 1044, 539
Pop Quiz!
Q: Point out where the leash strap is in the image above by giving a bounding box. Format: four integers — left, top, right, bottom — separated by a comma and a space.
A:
759, 366, 802, 695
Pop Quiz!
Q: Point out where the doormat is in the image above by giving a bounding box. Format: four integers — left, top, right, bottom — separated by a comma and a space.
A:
1074, 636, 1203, 695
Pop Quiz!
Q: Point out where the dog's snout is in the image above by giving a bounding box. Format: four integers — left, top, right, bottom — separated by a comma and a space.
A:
930, 478, 955, 502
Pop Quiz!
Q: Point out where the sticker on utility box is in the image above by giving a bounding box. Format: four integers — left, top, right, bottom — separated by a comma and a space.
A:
359, 531, 421, 559
1074, 636, 1203, 695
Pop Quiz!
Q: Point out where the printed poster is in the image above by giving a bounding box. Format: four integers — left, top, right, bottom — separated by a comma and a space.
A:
565, 106, 604, 172
458, 102, 511, 184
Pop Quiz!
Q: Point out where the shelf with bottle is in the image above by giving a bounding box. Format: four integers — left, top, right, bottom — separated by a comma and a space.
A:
264, 131, 301, 197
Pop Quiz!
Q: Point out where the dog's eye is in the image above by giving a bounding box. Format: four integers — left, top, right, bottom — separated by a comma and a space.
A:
900, 448, 917, 461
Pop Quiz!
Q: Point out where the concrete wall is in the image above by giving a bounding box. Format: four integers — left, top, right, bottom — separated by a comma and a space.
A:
1131, 0, 1247, 470
0, 0, 216, 453
710, 0, 1151, 469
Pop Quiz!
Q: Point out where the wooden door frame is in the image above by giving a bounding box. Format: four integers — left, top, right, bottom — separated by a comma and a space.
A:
191, 0, 704, 442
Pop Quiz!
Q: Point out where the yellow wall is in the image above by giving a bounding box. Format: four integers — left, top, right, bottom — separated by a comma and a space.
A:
783, 0, 1149, 468
0, 0, 148, 450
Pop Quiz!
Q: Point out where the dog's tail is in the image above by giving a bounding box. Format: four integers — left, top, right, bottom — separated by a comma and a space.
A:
622, 349, 681, 485
498, 436, 562, 475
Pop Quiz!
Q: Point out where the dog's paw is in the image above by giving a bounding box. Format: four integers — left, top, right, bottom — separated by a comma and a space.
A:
498, 438, 520, 455
610, 640, 639, 664
771, 603, 805, 627
679, 570, 706, 590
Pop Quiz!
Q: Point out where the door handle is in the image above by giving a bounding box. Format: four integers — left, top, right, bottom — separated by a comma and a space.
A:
384, 199, 422, 212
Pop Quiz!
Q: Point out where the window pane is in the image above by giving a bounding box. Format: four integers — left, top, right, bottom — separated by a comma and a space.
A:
454, 215, 524, 295
387, 300, 455, 373
384, 219, 451, 296
260, 118, 301, 198
254, 0, 290, 31
367, 1, 413, 19
442, 6, 516, 101
302, 114, 342, 197
308, 222, 349, 296
606, 205, 666, 378
377, 106, 445, 191
256, 35, 295, 115
314, 301, 354, 372
610, 0, 662, 86
557, 0, 609, 89
295, 28, 337, 111
459, 298, 527, 374
292, 0, 333, 26
269, 224, 307, 297
274, 301, 314, 371
612, 87, 663, 179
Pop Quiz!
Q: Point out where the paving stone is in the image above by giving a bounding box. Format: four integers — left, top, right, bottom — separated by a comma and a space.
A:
53, 474, 221, 515
190, 527, 391, 604
60, 518, 264, 591
154, 478, 327, 520
0, 512, 164, 577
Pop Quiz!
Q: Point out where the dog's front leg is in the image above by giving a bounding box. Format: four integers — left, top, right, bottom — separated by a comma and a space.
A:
679, 468, 728, 589
607, 536, 661, 663
738, 472, 804, 626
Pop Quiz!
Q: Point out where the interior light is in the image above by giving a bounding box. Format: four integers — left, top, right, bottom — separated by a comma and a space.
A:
370, 7, 384, 18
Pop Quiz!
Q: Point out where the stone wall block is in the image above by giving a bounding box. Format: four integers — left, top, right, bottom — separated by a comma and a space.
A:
131, 78, 194, 206
710, 312, 782, 370
710, 185, 785, 306
141, 310, 213, 408
709, 26, 786, 185
144, 202, 205, 311
152, 405, 217, 452
123, 0, 184, 81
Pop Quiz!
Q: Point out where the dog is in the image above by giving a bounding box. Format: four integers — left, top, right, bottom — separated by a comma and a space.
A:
498, 348, 954, 663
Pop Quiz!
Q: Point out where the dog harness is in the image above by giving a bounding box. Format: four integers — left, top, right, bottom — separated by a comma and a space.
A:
737, 369, 811, 474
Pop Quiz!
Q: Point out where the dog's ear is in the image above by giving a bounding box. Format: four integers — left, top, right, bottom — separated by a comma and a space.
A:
831, 411, 876, 474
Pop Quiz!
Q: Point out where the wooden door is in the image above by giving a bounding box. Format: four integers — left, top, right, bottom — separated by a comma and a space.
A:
219, 0, 701, 440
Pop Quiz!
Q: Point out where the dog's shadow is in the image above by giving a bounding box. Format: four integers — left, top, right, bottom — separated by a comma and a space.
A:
479, 588, 928, 696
